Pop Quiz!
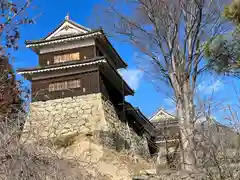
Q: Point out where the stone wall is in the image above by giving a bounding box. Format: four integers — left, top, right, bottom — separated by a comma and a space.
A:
21, 93, 106, 142
21, 93, 150, 159
101, 96, 150, 158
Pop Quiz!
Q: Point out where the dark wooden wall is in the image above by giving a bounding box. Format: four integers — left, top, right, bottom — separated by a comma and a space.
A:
99, 73, 124, 106
95, 39, 119, 70
31, 71, 99, 101
39, 46, 95, 66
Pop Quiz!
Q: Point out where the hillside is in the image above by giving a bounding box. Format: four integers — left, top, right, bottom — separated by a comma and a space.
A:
0, 132, 154, 180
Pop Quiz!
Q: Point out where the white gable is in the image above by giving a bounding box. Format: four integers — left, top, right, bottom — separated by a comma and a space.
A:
46, 21, 90, 40
150, 109, 175, 121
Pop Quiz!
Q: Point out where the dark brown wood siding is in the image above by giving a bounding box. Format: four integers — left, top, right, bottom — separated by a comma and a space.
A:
95, 40, 118, 70
39, 46, 95, 67
99, 73, 124, 106
31, 71, 99, 101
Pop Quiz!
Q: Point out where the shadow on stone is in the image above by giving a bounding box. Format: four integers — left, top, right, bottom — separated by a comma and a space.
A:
99, 130, 130, 152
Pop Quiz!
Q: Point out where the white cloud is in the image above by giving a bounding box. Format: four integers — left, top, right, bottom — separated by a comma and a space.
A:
118, 69, 143, 90
198, 79, 223, 94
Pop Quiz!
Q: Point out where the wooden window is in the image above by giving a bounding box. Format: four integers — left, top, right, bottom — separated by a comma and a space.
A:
49, 83, 54, 92
49, 79, 81, 92
53, 52, 80, 64
68, 80, 75, 89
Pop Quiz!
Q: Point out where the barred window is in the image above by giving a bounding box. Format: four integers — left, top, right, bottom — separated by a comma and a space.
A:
54, 52, 80, 64
49, 79, 81, 92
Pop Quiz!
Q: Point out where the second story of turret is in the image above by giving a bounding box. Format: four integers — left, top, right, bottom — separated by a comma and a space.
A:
25, 14, 127, 70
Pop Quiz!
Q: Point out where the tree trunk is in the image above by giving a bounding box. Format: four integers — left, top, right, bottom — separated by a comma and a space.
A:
169, 55, 197, 171
176, 84, 196, 171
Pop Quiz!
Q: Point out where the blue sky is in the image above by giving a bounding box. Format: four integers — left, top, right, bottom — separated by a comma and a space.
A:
12, 0, 240, 122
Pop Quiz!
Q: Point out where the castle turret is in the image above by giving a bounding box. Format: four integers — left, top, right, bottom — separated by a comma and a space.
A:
18, 16, 133, 103
17, 16, 156, 164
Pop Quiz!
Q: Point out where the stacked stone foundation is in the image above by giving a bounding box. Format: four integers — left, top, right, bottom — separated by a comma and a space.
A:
21, 93, 150, 159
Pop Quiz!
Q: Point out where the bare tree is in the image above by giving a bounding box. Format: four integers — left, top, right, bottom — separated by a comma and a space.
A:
0, 0, 33, 121
194, 95, 240, 180
94, 0, 231, 171
0, 0, 33, 57
0, 0, 33, 158
140, 89, 240, 179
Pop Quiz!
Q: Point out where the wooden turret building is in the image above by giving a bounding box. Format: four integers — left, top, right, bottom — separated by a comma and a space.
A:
17, 15, 156, 158
18, 15, 133, 103
150, 109, 181, 169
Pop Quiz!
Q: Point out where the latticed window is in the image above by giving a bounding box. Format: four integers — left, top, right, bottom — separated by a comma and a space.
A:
68, 80, 75, 89
53, 52, 80, 64
49, 79, 81, 92
49, 83, 55, 92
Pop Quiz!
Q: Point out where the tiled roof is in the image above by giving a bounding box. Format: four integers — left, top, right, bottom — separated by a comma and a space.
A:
17, 57, 134, 95
150, 108, 176, 121
44, 19, 92, 40
17, 58, 106, 75
26, 30, 102, 47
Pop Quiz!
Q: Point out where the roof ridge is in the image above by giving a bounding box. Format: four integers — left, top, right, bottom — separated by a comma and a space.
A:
66, 19, 91, 32
25, 30, 103, 47
44, 20, 66, 40
43, 18, 92, 41
149, 108, 175, 121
